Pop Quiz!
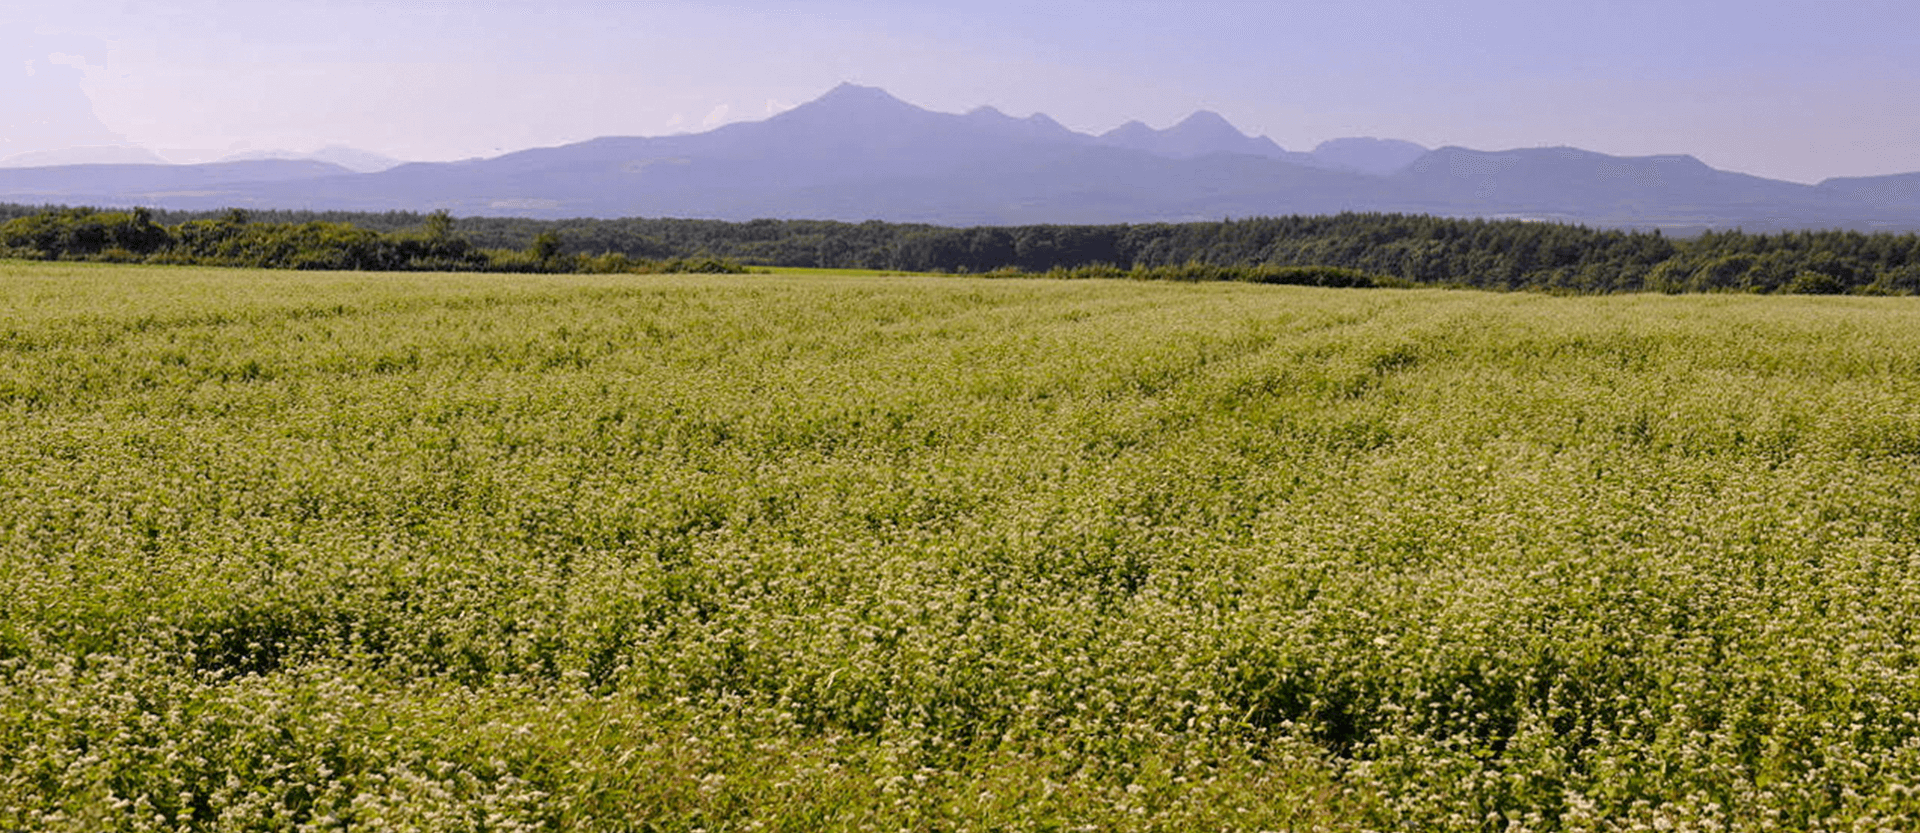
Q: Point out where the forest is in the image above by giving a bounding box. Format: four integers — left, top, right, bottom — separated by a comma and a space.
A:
5, 202, 1920, 293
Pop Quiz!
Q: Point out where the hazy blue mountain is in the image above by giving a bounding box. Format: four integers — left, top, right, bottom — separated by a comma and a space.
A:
218, 85, 1382, 225
0, 159, 354, 208
1382, 146, 1895, 231
1818, 173, 1920, 214
2, 83, 1918, 231
0, 145, 169, 168
219, 145, 405, 173
1096, 111, 1303, 161
960, 106, 1092, 146
1310, 137, 1428, 175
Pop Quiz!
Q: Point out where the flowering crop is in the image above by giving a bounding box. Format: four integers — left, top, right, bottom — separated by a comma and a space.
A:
5, 261, 1920, 831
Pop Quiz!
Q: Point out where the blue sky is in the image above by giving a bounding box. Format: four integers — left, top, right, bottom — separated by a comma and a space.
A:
5, 0, 1917, 183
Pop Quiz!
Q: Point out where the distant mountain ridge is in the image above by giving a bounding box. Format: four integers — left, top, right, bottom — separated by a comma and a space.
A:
1310, 138, 1429, 176
0, 145, 169, 168
2, 83, 1918, 232
1098, 111, 1300, 162
218, 146, 404, 173
0, 159, 355, 203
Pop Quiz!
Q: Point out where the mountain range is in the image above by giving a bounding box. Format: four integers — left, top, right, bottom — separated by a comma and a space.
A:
4, 83, 1919, 232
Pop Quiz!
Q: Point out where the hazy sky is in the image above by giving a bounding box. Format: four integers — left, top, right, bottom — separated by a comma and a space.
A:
5, 0, 1917, 183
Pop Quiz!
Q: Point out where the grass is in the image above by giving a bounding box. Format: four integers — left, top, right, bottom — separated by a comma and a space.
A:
6, 260, 1920, 831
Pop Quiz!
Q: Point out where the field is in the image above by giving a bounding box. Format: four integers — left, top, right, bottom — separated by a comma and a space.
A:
6, 261, 1920, 831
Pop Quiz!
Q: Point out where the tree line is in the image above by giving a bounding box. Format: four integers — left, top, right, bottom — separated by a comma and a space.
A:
5, 203, 1920, 293
0, 206, 748, 275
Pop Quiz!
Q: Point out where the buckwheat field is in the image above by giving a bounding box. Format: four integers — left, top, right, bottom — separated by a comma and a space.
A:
6, 261, 1920, 831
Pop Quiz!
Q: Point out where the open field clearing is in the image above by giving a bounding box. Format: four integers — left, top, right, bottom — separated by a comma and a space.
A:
8, 261, 1920, 831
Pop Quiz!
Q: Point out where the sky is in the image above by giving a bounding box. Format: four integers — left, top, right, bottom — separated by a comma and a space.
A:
4, 0, 1918, 183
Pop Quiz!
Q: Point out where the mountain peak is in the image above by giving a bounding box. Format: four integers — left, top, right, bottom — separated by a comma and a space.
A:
763, 83, 930, 134
815, 83, 911, 108
1170, 110, 1242, 134
961, 105, 1085, 144
1023, 112, 1068, 130
1099, 110, 1288, 159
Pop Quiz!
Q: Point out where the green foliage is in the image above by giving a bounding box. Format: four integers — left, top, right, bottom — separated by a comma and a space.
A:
0, 207, 753, 276
5, 204, 1920, 292
1017, 261, 1406, 288
423, 208, 457, 241
1785, 269, 1846, 294
8, 263, 1920, 829
0, 206, 169, 259
528, 230, 564, 263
